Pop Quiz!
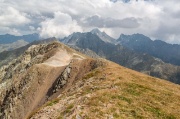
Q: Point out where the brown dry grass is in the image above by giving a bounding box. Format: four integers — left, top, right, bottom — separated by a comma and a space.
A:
30, 60, 180, 119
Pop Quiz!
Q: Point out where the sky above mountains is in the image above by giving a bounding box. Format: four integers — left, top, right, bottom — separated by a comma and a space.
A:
0, 0, 180, 44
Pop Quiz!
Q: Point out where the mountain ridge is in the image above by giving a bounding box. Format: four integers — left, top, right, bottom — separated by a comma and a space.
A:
0, 41, 180, 119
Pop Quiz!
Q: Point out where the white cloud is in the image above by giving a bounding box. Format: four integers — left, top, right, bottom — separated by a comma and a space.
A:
0, 0, 180, 43
83, 15, 140, 28
0, 7, 30, 27
0, 6, 30, 35
39, 12, 82, 38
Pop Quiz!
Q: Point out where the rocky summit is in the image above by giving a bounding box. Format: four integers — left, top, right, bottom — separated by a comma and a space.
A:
0, 41, 180, 119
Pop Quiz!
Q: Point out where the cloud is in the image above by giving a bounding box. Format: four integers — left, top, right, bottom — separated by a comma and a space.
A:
39, 12, 82, 38
0, 0, 180, 44
0, 6, 31, 35
83, 15, 140, 28
0, 7, 30, 27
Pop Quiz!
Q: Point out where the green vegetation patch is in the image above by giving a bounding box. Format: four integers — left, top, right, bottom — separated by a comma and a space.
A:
46, 98, 59, 106
124, 83, 155, 96
144, 106, 176, 119
58, 104, 74, 119
111, 95, 132, 104
63, 103, 74, 114
83, 70, 100, 80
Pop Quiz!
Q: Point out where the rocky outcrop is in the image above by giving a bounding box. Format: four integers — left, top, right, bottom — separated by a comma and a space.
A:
52, 64, 71, 93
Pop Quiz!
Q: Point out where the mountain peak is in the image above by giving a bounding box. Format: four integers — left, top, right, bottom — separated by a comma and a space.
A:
90, 28, 116, 44
90, 28, 102, 34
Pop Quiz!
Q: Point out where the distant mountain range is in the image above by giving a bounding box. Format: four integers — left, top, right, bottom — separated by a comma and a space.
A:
60, 29, 180, 84
117, 33, 180, 66
0, 33, 40, 53
0, 33, 39, 44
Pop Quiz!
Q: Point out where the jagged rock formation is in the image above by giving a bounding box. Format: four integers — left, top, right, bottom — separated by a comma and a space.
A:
0, 41, 103, 119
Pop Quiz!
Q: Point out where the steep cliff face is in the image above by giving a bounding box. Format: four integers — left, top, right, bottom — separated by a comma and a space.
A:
0, 42, 103, 119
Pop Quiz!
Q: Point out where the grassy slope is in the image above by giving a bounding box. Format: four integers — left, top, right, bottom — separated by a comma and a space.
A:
29, 59, 180, 119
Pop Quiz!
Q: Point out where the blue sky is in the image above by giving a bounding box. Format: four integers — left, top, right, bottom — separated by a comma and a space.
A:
0, 0, 180, 44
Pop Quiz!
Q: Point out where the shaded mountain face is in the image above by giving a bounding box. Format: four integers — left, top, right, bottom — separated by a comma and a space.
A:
117, 33, 180, 66
0, 41, 180, 119
61, 32, 180, 84
0, 33, 40, 44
